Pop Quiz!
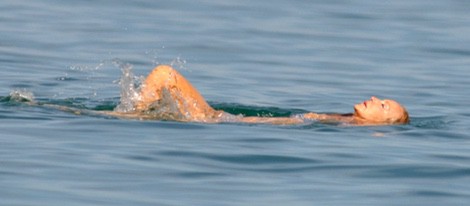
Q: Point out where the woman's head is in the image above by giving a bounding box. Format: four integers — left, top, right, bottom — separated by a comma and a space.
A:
353, 96, 409, 124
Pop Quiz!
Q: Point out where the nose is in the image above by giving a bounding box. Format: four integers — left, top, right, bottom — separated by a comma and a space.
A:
370, 96, 379, 102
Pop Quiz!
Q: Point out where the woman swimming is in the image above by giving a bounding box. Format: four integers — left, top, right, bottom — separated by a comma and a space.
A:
119, 65, 409, 126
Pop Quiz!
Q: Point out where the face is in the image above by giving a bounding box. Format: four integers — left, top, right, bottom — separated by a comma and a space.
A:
353, 96, 407, 124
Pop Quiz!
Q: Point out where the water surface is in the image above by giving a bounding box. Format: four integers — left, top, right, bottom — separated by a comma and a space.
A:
1, 0, 470, 205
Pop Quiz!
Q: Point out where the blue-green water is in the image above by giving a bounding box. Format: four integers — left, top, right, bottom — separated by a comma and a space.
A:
1, 0, 470, 205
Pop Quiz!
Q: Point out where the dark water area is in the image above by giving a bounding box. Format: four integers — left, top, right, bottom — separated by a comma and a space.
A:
1, 0, 470, 205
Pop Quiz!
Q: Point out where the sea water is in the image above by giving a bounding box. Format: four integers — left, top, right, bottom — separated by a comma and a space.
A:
1, 0, 470, 205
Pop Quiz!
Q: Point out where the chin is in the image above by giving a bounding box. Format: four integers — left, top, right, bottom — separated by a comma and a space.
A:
353, 107, 362, 118
353, 104, 362, 113
353, 106, 369, 121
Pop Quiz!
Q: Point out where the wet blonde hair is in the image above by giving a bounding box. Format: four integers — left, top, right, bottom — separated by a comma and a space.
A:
393, 109, 409, 124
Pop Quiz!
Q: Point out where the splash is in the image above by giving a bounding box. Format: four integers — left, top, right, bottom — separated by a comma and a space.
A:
9, 89, 35, 103
111, 59, 190, 120
113, 62, 143, 113
143, 88, 186, 121
170, 56, 187, 70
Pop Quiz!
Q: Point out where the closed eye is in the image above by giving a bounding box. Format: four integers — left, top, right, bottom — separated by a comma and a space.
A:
382, 102, 390, 110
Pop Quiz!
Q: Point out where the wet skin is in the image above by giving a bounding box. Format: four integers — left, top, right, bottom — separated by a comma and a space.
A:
353, 96, 408, 124
128, 65, 409, 125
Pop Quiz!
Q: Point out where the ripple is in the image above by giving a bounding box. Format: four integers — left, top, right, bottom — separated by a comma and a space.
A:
54, 76, 80, 81
157, 150, 321, 172
207, 154, 317, 165
174, 171, 227, 178
410, 190, 462, 197
211, 102, 307, 117
360, 165, 470, 179
410, 116, 449, 129
423, 47, 470, 57
125, 155, 159, 162
431, 154, 470, 161
230, 137, 292, 144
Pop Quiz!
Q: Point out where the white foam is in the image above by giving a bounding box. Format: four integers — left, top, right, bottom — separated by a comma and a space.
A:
9, 89, 35, 102
113, 63, 142, 113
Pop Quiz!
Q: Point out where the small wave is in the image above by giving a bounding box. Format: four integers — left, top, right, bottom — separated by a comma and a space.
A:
360, 165, 470, 179
410, 116, 449, 129
211, 102, 307, 117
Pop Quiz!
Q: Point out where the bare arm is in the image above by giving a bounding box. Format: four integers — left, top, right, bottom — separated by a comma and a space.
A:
303, 112, 353, 123
136, 65, 220, 121
238, 112, 354, 125
240, 116, 304, 125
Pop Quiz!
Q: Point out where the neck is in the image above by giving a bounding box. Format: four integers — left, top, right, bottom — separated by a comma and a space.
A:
351, 113, 392, 126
